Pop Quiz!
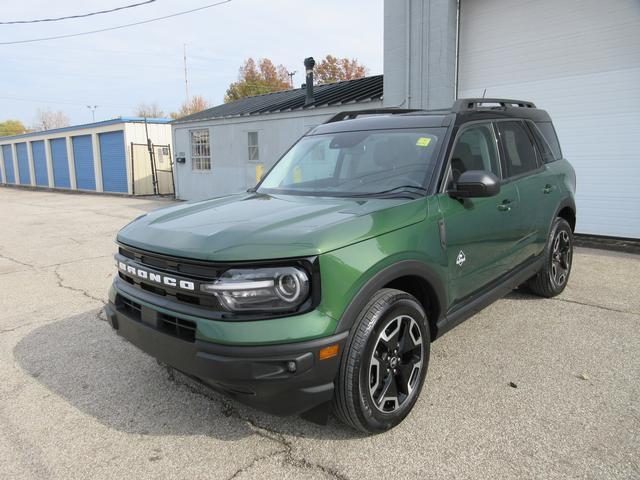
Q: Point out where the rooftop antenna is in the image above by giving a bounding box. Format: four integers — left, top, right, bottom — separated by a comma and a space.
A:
183, 43, 190, 102
482, 88, 487, 99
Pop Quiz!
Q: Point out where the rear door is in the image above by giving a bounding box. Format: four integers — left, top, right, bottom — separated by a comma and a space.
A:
496, 120, 558, 263
436, 122, 521, 308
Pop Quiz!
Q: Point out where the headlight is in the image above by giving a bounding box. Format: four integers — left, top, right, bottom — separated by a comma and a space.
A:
200, 267, 310, 312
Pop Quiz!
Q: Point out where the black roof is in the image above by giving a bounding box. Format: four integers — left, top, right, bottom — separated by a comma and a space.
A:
173, 75, 383, 124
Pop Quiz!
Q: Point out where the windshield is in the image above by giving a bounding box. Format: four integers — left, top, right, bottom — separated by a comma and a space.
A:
257, 128, 445, 198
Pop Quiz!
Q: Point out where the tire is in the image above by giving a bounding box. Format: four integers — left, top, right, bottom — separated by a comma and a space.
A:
333, 288, 430, 433
528, 217, 573, 298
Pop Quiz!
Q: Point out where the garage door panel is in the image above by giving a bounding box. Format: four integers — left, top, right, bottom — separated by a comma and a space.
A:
50, 138, 71, 188
31, 140, 48, 187
459, 0, 640, 238
72, 135, 96, 191
1, 145, 15, 184
15, 142, 31, 185
99, 131, 128, 193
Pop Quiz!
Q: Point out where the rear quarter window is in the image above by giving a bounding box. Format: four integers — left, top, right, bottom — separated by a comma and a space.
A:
535, 122, 562, 160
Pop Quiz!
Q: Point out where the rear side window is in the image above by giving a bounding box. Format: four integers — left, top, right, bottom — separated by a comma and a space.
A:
535, 122, 562, 160
526, 121, 555, 163
497, 121, 540, 178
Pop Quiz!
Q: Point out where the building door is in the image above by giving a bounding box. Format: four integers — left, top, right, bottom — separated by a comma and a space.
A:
2, 145, 15, 184
50, 138, 71, 188
72, 135, 96, 191
15, 143, 31, 185
99, 131, 128, 193
458, 0, 640, 238
31, 140, 49, 187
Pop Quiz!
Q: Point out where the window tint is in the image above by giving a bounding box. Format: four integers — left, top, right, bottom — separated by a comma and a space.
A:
535, 122, 562, 160
449, 123, 500, 187
497, 121, 539, 178
526, 121, 555, 163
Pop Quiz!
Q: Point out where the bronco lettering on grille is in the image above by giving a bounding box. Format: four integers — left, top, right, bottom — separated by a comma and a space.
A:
117, 260, 195, 291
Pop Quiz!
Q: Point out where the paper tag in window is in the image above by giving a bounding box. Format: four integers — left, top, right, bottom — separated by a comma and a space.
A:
255, 164, 264, 183
416, 137, 432, 147
293, 166, 302, 183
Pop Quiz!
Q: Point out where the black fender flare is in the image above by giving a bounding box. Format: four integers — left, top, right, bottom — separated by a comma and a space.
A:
551, 196, 577, 232
334, 260, 447, 335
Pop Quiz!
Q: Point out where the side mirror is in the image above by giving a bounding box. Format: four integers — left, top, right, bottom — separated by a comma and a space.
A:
449, 170, 501, 198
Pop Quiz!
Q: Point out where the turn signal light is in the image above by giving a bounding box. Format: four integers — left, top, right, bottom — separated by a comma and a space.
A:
319, 344, 339, 361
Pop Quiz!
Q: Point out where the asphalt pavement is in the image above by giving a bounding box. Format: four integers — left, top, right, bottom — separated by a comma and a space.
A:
0, 187, 638, 479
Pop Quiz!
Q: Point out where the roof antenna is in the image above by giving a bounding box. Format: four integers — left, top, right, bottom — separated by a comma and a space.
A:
482, 88, 487, 99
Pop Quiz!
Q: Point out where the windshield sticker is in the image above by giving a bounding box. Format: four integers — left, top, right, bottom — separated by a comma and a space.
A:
416, 137, 432, 147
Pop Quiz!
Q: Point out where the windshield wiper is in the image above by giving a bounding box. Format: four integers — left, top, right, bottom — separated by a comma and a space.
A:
354, 185, 427, 199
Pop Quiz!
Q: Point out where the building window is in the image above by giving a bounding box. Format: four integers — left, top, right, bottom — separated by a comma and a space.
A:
248, 131, 259, 161
190, 129, 211, 170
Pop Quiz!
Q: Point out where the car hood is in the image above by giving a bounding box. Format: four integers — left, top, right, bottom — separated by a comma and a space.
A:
117, 193, 428, 261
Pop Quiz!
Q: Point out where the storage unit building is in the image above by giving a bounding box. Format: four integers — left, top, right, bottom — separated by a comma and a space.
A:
172, 75, 383, 201
0, 118, 172, 195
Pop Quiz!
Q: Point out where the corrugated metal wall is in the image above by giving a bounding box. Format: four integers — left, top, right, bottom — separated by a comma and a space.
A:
71, 135, 96, 191
98, 130, 127, 193
50, 138, 71, 188
15, 142, 31, 185
31, 140, 49, 187
2, 145, 15, 183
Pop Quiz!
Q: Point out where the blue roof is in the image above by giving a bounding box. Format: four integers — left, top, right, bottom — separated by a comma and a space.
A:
0, 117, 171, 142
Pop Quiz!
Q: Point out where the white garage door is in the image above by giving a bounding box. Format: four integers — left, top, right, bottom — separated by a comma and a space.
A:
458, 0, 640, 239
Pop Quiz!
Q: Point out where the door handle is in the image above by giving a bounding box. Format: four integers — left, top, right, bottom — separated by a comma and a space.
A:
497, 199, 512, 212
543, 184, 553, 194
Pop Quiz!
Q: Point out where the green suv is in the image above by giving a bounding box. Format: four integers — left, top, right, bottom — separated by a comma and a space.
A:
105, 98, 576, 433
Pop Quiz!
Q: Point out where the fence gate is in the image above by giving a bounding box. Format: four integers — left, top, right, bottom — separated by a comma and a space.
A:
130, 142, 175, 196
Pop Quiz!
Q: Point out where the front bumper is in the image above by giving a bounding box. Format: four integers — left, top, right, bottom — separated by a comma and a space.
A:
104, 293, 348, 417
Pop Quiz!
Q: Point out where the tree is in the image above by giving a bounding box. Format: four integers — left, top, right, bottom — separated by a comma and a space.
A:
0, 120, 27, 137
34, 109, 69, 131
136, 102, 165, 118
315, 55, 368, 84
170, 95, 211, 119
224, 58, 291, 103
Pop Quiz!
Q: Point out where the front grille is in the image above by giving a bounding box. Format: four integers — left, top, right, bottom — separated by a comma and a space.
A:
117, 246, 223, 310
158, 313, 197, 342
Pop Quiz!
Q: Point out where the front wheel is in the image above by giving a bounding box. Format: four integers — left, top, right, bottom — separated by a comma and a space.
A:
333, 289, 430, 433
528, 217, 573, 297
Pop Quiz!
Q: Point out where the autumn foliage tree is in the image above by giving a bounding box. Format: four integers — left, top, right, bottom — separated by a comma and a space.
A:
0, 120, 27, 137
224, 58, 291, 103
314, 55, 368, 84
170, 95, 211, 119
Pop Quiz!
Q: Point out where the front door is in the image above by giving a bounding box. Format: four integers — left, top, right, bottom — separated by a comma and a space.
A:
436, 122, 522, 309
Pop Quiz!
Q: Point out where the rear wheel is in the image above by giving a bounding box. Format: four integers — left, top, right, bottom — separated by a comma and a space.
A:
333, 289, 430, 433
528, 217, 573, 297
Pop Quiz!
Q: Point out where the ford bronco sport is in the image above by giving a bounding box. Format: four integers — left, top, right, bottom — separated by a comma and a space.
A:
105, 98, 576, 433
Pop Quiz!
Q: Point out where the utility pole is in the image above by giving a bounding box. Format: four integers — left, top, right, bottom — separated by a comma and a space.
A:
183, 43, 190, 102
287, 70, 297, 88
86, 105, 98, 122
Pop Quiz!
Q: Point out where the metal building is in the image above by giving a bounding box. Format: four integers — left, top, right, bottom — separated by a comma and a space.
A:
383, 0, 640, 239
172, 75, 383, 201
0, 118, 173, 196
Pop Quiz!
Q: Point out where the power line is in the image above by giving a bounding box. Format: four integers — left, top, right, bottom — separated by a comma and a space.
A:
0, 1, 157, 25
0, 0, 233, 45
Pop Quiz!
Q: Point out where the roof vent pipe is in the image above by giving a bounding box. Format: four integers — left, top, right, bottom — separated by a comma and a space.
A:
304, 57, 315, 105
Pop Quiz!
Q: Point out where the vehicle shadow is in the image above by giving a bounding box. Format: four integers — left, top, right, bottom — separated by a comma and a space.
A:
13, 310, 362, 441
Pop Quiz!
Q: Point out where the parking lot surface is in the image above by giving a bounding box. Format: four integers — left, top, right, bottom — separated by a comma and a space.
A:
0, 187, 638, 480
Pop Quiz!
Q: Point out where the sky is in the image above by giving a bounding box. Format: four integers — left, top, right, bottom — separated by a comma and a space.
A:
0, 0, 383, 126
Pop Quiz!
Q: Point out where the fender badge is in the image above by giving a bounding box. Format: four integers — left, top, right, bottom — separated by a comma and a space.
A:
456, 251, 466, 267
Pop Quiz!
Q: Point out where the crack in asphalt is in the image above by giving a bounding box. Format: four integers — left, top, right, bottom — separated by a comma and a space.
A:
0, 252, 35, 269
552, 296, 640, 317
163, 367, 348, 480
53, 267, 106, 304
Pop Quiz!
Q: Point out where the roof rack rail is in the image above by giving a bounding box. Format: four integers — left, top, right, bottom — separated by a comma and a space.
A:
324, 108, 420, 124
452, 98, 536, 112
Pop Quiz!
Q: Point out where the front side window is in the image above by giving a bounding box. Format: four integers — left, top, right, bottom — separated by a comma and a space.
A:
448, 123, 500, 188
258, 128, 445, 198
248, 131, 259, 161
497, 121, 539, 178
190, 129, 210, 171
